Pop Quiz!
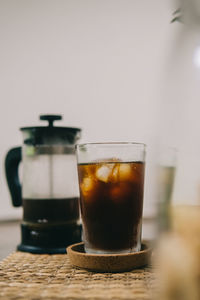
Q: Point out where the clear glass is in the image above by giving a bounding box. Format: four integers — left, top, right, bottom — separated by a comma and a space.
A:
76, 142, 146, 254
156, 147, 177, 233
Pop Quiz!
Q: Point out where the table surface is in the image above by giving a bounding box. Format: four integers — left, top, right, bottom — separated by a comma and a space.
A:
0, 219, 157, 299
0, 251, 156, 300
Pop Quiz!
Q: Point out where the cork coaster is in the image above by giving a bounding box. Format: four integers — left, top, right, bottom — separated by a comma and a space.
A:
67, 242, 151, 272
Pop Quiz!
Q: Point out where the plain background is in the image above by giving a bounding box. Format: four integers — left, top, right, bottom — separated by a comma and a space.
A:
0, 0, 177, 220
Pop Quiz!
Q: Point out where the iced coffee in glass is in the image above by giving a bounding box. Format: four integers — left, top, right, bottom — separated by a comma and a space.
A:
76, 143, 146, 254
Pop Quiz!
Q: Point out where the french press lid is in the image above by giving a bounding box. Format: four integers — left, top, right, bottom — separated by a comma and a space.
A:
20, 115, 81, 145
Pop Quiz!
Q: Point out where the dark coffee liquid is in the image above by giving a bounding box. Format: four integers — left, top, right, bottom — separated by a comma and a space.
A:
20, 198, 81, 251
78, 161, 145, 252
23, 198, 79, 225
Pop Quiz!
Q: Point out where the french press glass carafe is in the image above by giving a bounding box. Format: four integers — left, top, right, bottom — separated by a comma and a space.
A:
5, 115, 82, 254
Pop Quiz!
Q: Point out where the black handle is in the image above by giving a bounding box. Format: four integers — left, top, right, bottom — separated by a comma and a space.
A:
40, 115, 62, 127
5, 147, 22, 207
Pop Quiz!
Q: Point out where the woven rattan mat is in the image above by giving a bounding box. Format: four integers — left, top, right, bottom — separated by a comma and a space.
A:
0, 252, 155, 300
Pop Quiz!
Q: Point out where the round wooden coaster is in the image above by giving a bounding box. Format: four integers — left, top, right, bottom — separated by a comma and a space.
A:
67, 242, 152, 272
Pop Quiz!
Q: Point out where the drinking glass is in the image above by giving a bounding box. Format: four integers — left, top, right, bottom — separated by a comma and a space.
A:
76, 142, 146, 254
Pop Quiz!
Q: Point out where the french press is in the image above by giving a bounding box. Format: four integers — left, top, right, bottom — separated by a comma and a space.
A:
5, 115, 82, 254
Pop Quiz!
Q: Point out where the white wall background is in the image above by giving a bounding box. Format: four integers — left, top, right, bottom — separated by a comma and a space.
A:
0, 0, 173, 220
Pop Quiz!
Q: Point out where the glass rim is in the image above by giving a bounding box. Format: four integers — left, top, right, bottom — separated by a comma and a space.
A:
76, 142, 146, 149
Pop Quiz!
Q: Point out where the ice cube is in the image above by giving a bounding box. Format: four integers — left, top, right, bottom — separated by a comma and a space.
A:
96, 164, 114, 182
81, 177, 93, 195
110, 185, 122, 202
118, 164, 132, 181
110, 182, 132, 202
96, 163, 133, 183
110, 164, 120, 182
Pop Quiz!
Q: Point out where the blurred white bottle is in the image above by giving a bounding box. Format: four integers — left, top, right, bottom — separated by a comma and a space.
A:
158, 0, 200, 207
155, 2, 200, 298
